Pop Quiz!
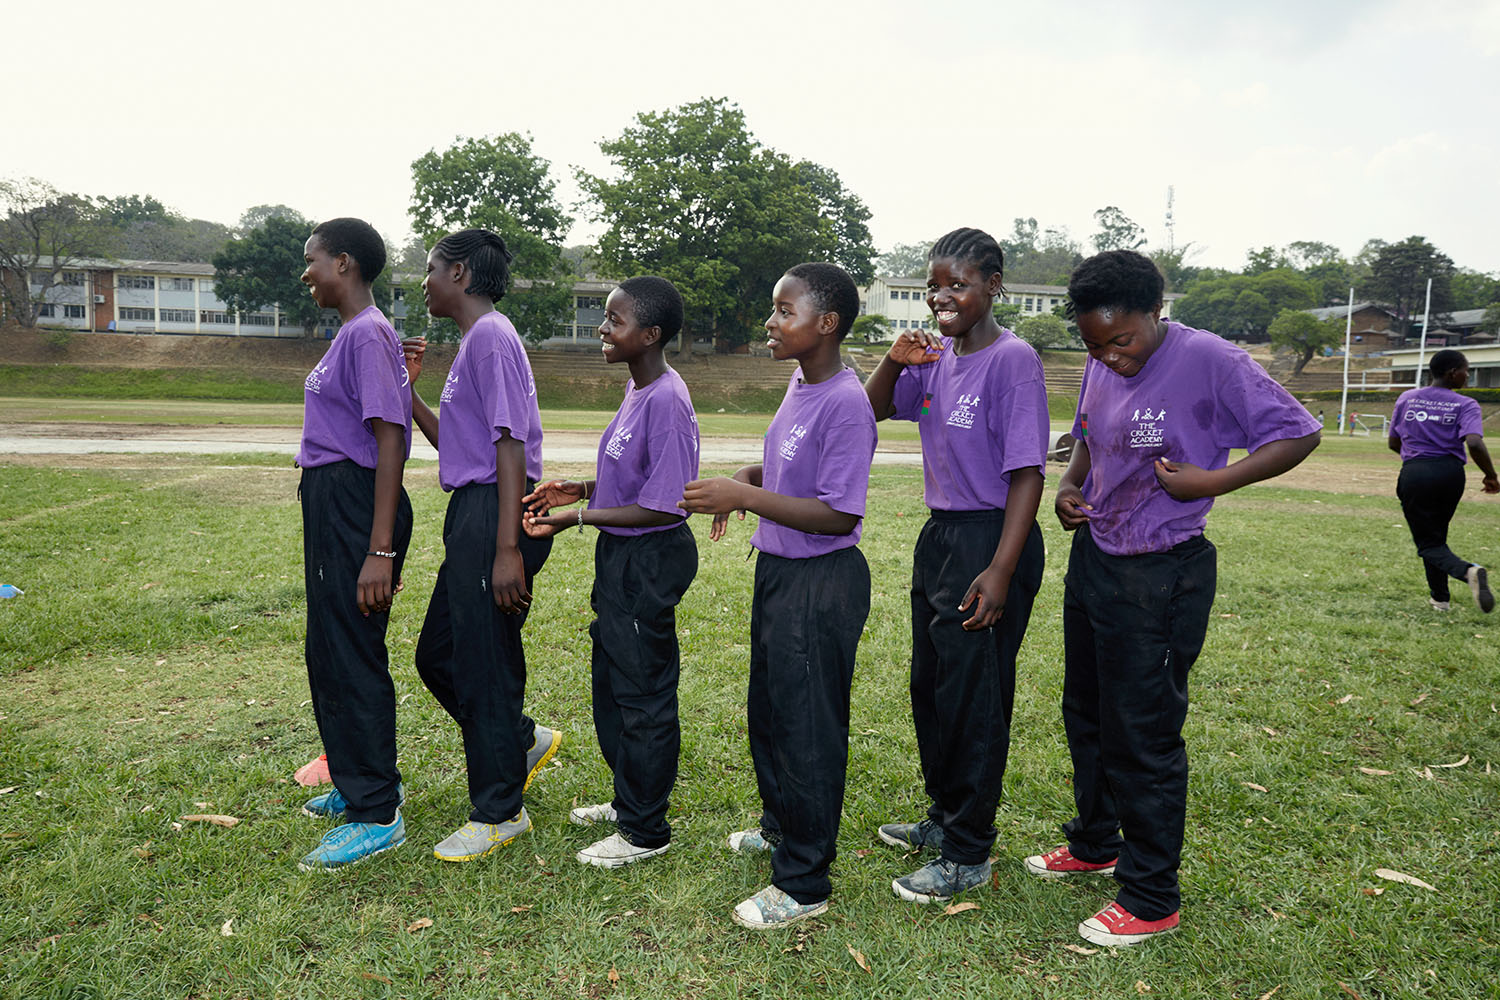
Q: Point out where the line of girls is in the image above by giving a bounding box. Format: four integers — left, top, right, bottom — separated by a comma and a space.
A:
289, 218, 1320, 947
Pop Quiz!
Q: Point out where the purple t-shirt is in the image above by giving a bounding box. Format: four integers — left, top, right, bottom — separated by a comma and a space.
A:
889, 329, 1049, 510
296, 306, 412, 469
437, 311, 544, 490
1070, 322, 1320, 557
750, 368, 877, 559
591, 368, 700, 536
1391, 385, 1481, 462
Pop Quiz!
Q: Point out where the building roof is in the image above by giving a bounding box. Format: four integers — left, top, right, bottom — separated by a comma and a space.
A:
1306, 302, 1393, 321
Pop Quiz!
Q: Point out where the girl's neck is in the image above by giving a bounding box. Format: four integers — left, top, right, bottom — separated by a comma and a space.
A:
337, 287, 376, 324
797, 350, 844, 385
627, 350, 669, 387
951, 314, 1002, 356
453, 297, 496, 335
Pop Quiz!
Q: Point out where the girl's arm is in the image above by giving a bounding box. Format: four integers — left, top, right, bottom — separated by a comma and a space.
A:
402, 337, 438, 448
864, 332, 943, 420
960, 466, 1042, 631
1154, 430, 1322, 501
491, 434, 530, 613
1055, 437, 1094, 530
679, 466, 858, 539
525, 502, 683, 538
1465, 434, 1500, 493
357, 417, 406, 616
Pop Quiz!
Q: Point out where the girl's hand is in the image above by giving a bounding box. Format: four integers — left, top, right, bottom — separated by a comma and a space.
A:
356, 554, 395, 616
886, 331, 944, 367
523, 479, 584, 516
1054, 484, 1093, 530
1154, 458, 1219, 501
522, 513, 565, 539
401, 337, 427, 384
959, 565, 1011, 631
491, 545, 531, 614
1482, 475, 1499, 495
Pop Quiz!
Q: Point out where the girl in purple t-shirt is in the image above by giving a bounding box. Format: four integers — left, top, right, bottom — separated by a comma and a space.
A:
863, 228, 1048, 907
1388, 349, 1498, 612
1038, 250, 1320, 947
401, 229, 558, 863
293, 218, 415, 871
522, 276, 700, 871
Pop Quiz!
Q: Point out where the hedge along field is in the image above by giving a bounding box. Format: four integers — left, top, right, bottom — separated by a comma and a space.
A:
1, 441, 1498, 1000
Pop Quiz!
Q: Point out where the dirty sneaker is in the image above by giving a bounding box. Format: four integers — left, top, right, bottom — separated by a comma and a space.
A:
731, 885, 828, 928
577, 832, 669, 868
877, 818, 944, 853
1468, 565, 1494, 613
569, 802, 618, 826
433, 809, 531, 862
727, 828, 777, 853
892, 857, 991, 903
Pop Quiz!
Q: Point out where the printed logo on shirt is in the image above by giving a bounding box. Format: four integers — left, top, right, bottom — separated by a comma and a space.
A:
1405, 398, 1459, 425
305, 363, 329, 395
778, 423, 809, 461
605, 425, 633, 461
919, 392, 932, 416
1128, 407, 1166, 449
527, 370, 536, 398
946, 393, 981, 430
440, 370, 460, 404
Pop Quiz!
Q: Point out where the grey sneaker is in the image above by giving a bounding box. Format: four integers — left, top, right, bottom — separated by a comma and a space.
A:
877, 817, 944, 853
893, 857, 991, 903
432, 809, 531, 862
727, 828, 776, 853
576, 832, 669, 868
1468, 565, 1494, 613
731, 885, 828, 929
525, 726, 562, 790
1429, 597, 1452, 611
569, 802, 618, 826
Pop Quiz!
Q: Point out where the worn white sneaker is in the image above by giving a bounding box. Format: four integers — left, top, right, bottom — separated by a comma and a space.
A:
1468, 565, 1494, 613
727, 828, 774, 853
576, 832, 669, 868
569, 802, 618, 826
731, 885, 828, 929
1429, 597, 1451, 611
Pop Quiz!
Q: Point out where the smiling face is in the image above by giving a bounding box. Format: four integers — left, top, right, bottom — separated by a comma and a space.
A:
765, 275, 834, 362
1076, 306, 1165, 378
301, 235, 343, 308
598, 288, 656, 364
926, 256, 1001, 338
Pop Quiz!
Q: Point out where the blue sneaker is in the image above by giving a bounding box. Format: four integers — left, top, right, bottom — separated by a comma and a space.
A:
301, 783, 403, 819
297, 814, 406, 871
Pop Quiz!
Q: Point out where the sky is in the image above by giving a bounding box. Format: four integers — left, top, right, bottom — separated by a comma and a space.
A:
7, 0, 1499, 274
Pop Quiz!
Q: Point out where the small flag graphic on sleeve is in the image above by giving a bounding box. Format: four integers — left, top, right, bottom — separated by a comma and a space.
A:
919, 392, 932, 416
1079, 413, 1088, 438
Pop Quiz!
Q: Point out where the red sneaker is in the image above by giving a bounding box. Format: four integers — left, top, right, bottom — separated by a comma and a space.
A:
294, 753, 331, 787
1078, 901, 1179, 947
1023, 845, 1117, 878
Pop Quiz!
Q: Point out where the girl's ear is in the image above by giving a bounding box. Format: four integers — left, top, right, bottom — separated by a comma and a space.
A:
335, 252, 352, 275
819, 310, 841, 336
986, 271, 1003, 297
643, 325, 661, 347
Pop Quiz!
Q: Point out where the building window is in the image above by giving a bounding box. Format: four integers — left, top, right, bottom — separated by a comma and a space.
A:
576, 324, 595, 338
120, 307, 155, 321
392, 287, 405, 302
38, 304, 56, 318
1024, 297, 1034, 310
242, 313, 276, 327
201, 310, 234, 324
575, 295, 604, 310
62, 271, 86, 286
119, 275, 156, 290
889, 290, 899, 300
165, 277, 193, 291
160, 308, 195, 323
64, 305, 86, 319
393, 317, 405, 333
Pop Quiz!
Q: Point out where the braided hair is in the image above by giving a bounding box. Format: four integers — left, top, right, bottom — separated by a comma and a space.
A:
929, 228, 1005, 288
432, 229, 514, 302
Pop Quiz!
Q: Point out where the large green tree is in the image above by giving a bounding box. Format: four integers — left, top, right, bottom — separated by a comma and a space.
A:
97, 194, 231, 262
876, 241, 934, 279
1361, 236, 1454, 335
0, 177, 119, 328
1450, 268, 1500, 311
1267, 309, 1344, 375
211, 212, 323, 335
1171, 269, 1317, 340
1090, 206, 1146, 254
1014, 312, 1078, 350
577, 98, 876, 352
1000, 217, 1082, 286
407, 133, 573, 344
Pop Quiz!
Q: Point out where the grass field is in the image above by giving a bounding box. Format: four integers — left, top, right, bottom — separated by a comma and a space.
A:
2, 434, 1498, 999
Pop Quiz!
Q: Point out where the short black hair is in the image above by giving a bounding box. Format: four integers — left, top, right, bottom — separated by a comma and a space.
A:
1067, 250, 1164, 317
1429, 349, 1467, 378
310, 218, 386, 284
929, 228, 1005, 286
616, 276, 684, 346
784, 262, 858, 340
432, 228, 513, 302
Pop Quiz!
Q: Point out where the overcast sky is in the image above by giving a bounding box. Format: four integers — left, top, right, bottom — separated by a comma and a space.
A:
8, 0, 1498, 274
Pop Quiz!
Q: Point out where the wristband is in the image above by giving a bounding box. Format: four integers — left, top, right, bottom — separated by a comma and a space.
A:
367, 550, 397, 559
577, 508, 585, 533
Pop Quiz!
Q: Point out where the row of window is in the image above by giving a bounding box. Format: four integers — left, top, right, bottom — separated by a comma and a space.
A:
889, 289, 922, 300
576, 295, 605, 311
37, 304, 86, 319
115, 308, 279, 325
30, 271, 87, 286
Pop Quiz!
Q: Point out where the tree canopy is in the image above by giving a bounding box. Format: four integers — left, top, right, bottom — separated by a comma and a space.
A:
1267, 309, 1344, 374
1090, 206, 1147, 254
578, 97, 875, 351
1171, 269, 1317, 340
406, 133, 574, 344
211, 211, 323, 334
0, 177, 120, 328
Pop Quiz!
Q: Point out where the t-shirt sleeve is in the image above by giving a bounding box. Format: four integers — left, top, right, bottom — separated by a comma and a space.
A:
353, 335, 409, 428
889, 363, 926, 422
1459, 397, 1483, 438
482, 340, 536, 445
815, 410, 877, 517
1212, 347, 1321, 451
992, 365, 1049, 474
1070, 364, 1092, 440
635, 396, 700, 515
1390, 395, 1408, 440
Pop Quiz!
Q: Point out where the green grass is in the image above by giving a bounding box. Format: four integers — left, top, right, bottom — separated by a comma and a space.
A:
2, 445, 1499, 998
0, 365, 303, 403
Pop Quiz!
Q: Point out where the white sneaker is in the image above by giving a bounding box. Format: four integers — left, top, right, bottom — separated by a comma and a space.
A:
727, 828, 774, 853
576, 831, 669, 868
1429, 597, 1451, 611
1468, 565, 1494, 613
569, 802, 618, 826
